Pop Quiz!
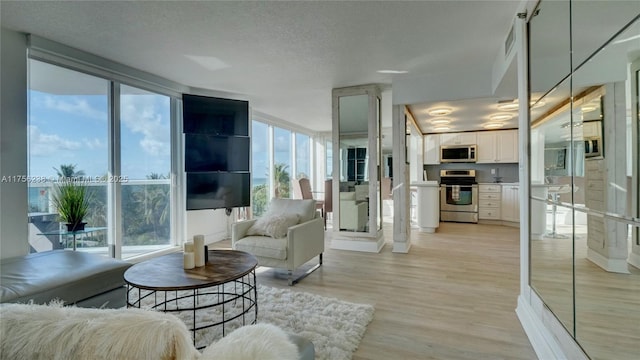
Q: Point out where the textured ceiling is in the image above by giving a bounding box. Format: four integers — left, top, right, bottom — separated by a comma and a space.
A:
1, 0, 523, 133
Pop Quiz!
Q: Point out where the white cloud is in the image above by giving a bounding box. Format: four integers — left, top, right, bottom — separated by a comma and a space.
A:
83, 138, 104, 150
120, 95, 170, 157
43, 96, 106, 120
29, 125, 82, 156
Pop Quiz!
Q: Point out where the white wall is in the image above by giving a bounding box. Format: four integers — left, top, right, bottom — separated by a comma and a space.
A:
186, 209, 232, 244
0, 28, 29, 258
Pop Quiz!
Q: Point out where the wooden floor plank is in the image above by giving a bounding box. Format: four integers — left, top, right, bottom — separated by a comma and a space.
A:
212, 222, 537, 359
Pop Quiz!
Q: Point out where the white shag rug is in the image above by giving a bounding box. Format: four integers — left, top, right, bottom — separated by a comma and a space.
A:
255, 285, 374, 360
138, 284, 374, 360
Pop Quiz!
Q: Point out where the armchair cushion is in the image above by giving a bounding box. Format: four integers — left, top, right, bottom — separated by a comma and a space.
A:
235, 236, 288, 260
247, 213, 299, 238
268, 198, 316, 223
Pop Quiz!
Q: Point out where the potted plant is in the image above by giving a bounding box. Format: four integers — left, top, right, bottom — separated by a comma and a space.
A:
52, 179, 91, 232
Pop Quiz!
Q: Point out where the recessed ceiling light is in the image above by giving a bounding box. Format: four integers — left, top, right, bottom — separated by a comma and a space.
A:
431, 118, 451, 125
428, 108, 453, 116
433, 126, 450, 132
489, 113, 513, 122
377, 70, 409, 74
497, 102, 519, 111
483, 123, 504, 129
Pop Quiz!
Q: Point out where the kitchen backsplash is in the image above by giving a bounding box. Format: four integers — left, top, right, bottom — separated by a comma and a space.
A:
424, 163, 519, 183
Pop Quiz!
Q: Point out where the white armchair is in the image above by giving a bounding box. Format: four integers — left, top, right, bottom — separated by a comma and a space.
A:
232, 199, 324, 286
339, 192, 368, 231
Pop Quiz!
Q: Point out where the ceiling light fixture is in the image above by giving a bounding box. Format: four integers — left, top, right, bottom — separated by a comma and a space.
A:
497, 102, 519, 111
433, 126, 450, 132
428, 107, 453, 116
483, 123, 504, 129
377, 70, 409, 74
489, 113, 513, 122
431, 118, 451, 125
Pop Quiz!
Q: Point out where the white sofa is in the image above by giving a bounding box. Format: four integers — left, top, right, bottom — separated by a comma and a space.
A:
232, 198, 325, 286
339, 192, 368, 231
0, 302, 307, 360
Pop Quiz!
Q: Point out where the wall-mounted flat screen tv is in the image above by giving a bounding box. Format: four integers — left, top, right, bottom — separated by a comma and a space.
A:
183, 94, 249, 136
186, 172, 250, 211
185, 134, 250, 172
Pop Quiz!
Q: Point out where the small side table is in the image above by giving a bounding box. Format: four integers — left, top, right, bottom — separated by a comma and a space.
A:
37, 227, 107, 251
124, 250, 258, 349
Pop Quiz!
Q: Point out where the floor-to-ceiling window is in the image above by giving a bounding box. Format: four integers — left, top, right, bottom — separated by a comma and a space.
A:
251, 121, 270, 216
295, 133, 310, 179
27, 60, 109, 255
250, 120, 315, 216
27, 59, 176, 259
120, 85, 172, 257
273, 127, 292, 199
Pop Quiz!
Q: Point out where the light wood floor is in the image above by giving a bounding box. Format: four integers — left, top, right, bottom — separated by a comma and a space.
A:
213, 221, 536, 359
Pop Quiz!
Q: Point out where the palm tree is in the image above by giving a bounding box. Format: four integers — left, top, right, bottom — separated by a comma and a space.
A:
273, 163, 290, 198
53, 164, 85, 179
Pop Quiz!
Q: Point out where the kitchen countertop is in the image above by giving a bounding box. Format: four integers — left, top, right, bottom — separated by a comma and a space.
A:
411, 181, 439, 187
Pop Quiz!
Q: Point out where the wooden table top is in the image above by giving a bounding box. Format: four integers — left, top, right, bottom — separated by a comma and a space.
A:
124, 250, 258, 291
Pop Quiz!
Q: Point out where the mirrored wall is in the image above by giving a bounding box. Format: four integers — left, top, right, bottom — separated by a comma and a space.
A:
331, 85, 383, 251
529, 2, 639, 359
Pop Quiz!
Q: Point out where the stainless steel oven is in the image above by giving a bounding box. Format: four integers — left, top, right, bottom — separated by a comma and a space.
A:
440, 169, 478, 223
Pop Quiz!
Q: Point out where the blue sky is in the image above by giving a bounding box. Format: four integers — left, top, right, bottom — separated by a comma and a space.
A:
28, 90, 171, 180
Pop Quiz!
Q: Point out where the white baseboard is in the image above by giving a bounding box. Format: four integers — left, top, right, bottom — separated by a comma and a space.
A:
418, 227, 436, 233
516, 295, 565, 360
587, 249, 631, 274
392, 241, 411, 253
330, 232, 385, 253
627, 251, 640, 269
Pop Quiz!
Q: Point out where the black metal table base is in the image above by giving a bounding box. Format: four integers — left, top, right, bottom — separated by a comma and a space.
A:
126, 270, 257, 350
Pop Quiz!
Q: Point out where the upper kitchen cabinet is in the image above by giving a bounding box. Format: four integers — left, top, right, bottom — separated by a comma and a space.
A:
439, 132, 477, 146
423, 134, 440, 164
476, 129, 518, 163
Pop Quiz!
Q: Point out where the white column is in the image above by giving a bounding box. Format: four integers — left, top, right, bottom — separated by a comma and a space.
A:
0, 29, 29, 258
392, 105, 411, 253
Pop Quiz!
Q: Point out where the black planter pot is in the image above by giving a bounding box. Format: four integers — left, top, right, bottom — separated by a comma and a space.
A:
65, 222, 86, 232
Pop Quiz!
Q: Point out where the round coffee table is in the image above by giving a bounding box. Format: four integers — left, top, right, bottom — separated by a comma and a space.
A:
124, 250, 258, 349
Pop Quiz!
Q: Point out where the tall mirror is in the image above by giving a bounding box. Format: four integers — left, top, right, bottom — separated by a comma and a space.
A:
529, 2, 639, 359
332, 85, 383, 251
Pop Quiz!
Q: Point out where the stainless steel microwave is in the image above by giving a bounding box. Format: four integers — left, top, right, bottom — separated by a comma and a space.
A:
584, 137, 602, 158
440, 145, 477, 163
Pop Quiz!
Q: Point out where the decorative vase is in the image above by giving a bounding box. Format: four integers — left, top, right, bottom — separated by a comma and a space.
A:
66, 222, 86, 232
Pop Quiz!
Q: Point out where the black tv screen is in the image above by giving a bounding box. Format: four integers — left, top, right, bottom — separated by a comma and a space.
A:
185, 134, 250, 172
186, 172, 250, 211
183, 94, 249, 136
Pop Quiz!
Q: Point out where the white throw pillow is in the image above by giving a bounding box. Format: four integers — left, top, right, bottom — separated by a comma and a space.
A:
246, 213, 299, 238
268, 198, 316, 223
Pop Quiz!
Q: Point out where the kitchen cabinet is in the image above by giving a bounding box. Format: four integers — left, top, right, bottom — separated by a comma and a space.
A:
423, 134, 440, 164
439, 132, 477, 146
413, 181, 440, 233
478, 184, 501, 220
476, 129, 518, 163
501, 183, 520, 222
